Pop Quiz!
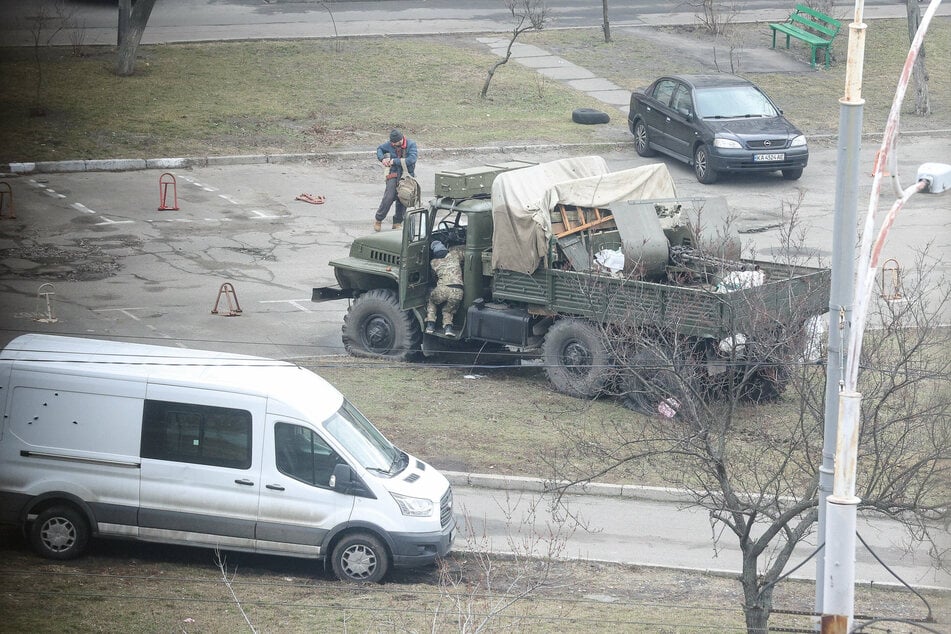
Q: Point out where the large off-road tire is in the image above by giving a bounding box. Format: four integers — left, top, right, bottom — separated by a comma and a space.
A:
632, 119, 656, 157
30, 505, 90, 560
572, 108, 610, 125
693, 144, 719, 184
619, 350, 679, 415
331, 532, 390, 583
342, 289, 421, 361
542, 318, 612, 399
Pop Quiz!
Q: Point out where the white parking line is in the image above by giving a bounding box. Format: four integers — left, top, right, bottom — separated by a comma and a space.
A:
93, 307, 146, 321
259, 299, 312, 312
71, 202, 96, 214
249, 209, 280, 219
95, 217, 134, 226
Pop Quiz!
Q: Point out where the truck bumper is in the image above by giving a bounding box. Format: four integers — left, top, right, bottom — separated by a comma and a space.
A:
312, 286, 354, 302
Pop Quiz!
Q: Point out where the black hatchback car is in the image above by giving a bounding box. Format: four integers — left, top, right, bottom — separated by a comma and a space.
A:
628, 74, 808, 184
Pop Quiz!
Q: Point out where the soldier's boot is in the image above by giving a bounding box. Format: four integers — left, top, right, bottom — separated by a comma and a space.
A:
425, 321, 436, 334
443, 318, 457, 337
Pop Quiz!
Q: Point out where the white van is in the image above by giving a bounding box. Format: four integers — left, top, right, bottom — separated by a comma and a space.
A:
0, 334, 454, 582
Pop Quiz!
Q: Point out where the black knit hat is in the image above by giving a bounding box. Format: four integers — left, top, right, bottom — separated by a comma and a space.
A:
389, 129, 403, 144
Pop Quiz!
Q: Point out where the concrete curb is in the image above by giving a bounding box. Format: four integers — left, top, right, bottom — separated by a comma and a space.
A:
4, 131, 950, 176
443, 470, 695, 504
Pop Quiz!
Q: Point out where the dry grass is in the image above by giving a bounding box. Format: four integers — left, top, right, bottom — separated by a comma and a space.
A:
1, 18, 948, 163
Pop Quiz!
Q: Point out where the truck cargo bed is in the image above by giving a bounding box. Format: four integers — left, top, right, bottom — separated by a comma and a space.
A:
491, 260, 830, 339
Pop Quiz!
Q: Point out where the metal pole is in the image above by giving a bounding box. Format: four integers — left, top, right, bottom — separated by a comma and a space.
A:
821, 2, 943, 631
816, 0, 865, 624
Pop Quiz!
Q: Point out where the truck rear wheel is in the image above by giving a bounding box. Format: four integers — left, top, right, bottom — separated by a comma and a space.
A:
343, 289, 421, 361
542, 318, 612, 398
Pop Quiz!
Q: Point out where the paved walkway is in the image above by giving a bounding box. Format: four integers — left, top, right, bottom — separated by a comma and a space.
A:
478, 3, 951, 118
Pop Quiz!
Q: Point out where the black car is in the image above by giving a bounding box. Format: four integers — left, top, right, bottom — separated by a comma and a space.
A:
628, 74, 808, 184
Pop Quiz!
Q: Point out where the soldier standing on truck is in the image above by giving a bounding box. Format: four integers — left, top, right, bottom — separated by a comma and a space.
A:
373, 129, 418, 232
425, 241, 464, 337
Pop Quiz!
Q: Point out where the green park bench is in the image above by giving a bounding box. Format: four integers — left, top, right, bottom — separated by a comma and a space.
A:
769, 4, 841, 69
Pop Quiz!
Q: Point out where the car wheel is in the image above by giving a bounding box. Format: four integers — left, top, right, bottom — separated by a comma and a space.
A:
30, 505, 89, 560
694, 144, 718, 184
342, 289, 421, 361
782, 168, 803, 181
633, 120, 656, 157
542, 318, 612, 398
571, 108, 610, 125
331, 532, 390, 583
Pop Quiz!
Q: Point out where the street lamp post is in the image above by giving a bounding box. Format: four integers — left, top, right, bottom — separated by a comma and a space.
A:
820, 1, 948, 632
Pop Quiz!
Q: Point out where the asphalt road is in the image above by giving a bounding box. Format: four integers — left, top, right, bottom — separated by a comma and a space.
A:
0, 0, 940, 46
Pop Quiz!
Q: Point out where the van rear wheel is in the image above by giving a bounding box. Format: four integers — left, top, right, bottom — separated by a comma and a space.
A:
331, 532, 389, 583
30, 505, 89, 560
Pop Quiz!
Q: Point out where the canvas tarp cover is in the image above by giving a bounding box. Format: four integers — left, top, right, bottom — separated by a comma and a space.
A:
490, 158, 678, 274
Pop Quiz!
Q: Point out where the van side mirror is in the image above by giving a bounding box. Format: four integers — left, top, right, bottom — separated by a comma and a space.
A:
331, 463, 375, 498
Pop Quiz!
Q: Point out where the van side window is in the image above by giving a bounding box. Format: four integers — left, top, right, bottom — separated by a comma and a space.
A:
274, 422, 345, 488
141, 400, 252, 469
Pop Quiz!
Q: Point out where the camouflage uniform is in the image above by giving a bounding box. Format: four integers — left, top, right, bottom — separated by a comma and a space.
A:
426, 246, 465, 327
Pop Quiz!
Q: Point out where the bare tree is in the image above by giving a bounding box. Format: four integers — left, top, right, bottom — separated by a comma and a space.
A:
544, 207, 949, 632
25, 1, 74, 117
602, 0, 611, 43
480, 0, 548, 99
906, 0, 931, 115
686, 0, 738, 36
116, 0, 157, 77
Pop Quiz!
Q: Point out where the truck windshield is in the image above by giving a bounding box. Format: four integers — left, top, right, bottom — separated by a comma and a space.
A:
323, 400, 404, 475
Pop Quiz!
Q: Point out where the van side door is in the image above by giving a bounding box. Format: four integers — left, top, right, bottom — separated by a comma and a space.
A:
138, 387, 265, 550
255, 416, 355, 557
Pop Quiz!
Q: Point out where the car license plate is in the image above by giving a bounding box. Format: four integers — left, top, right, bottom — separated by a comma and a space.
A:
754, 153, 784, 162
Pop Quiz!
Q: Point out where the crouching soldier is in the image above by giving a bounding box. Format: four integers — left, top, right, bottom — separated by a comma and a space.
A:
425, 240, 465, 337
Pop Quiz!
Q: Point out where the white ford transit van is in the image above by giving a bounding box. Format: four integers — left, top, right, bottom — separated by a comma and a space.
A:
0, 334, 454, 582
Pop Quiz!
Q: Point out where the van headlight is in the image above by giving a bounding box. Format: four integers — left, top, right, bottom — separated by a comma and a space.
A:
391, 492, 434, 517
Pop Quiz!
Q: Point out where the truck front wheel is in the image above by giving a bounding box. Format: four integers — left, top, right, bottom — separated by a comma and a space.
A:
542, 319, 612, 398
343, 289, 421, 361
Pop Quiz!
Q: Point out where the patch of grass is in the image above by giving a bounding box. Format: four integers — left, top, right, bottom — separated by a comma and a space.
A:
2, 18, 946, 163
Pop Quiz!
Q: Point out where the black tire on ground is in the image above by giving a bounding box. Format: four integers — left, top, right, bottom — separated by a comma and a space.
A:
331, 532, 390, 583
619, 350, 678, 415
781, 168, 803, 181
572, 108, 610, 125
542, 318, 612, 399
30, 505, 89, 560
693, 144, 718, 184
632, 119, 656, 157
342, 289, 421, 361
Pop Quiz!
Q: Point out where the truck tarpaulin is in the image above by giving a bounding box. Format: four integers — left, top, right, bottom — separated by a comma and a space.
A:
490, 158, 677, 274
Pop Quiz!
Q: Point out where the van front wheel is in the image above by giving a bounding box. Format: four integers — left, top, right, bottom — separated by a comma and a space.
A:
331, 532, 389, 583
30, 505, 89, 560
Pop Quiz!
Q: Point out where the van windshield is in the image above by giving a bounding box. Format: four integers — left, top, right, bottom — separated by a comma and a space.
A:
323, 400, 404, 475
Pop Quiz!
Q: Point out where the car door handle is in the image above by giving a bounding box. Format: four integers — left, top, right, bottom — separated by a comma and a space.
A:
266, 484, 285, 491
234, 478, 255, 486
665, 116, 672, 122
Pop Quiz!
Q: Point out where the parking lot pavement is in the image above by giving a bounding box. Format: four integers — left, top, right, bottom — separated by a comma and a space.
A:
1, 139, 949, 359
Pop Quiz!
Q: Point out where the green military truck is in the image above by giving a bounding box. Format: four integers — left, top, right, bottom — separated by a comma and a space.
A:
314, 156, 830, 409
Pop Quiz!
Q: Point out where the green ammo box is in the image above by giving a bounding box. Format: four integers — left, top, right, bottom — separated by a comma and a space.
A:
434, 160, 535, 198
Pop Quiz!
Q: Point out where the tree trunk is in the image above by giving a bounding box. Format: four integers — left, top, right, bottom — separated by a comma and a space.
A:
116, 0, 157, 77
602, 0, 611, 43
118, 0, 131, 47
741, 554, 773, 634
906, 0, 930, 115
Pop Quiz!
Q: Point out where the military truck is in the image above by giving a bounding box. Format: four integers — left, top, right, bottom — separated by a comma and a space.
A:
314, 156, 830, 408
